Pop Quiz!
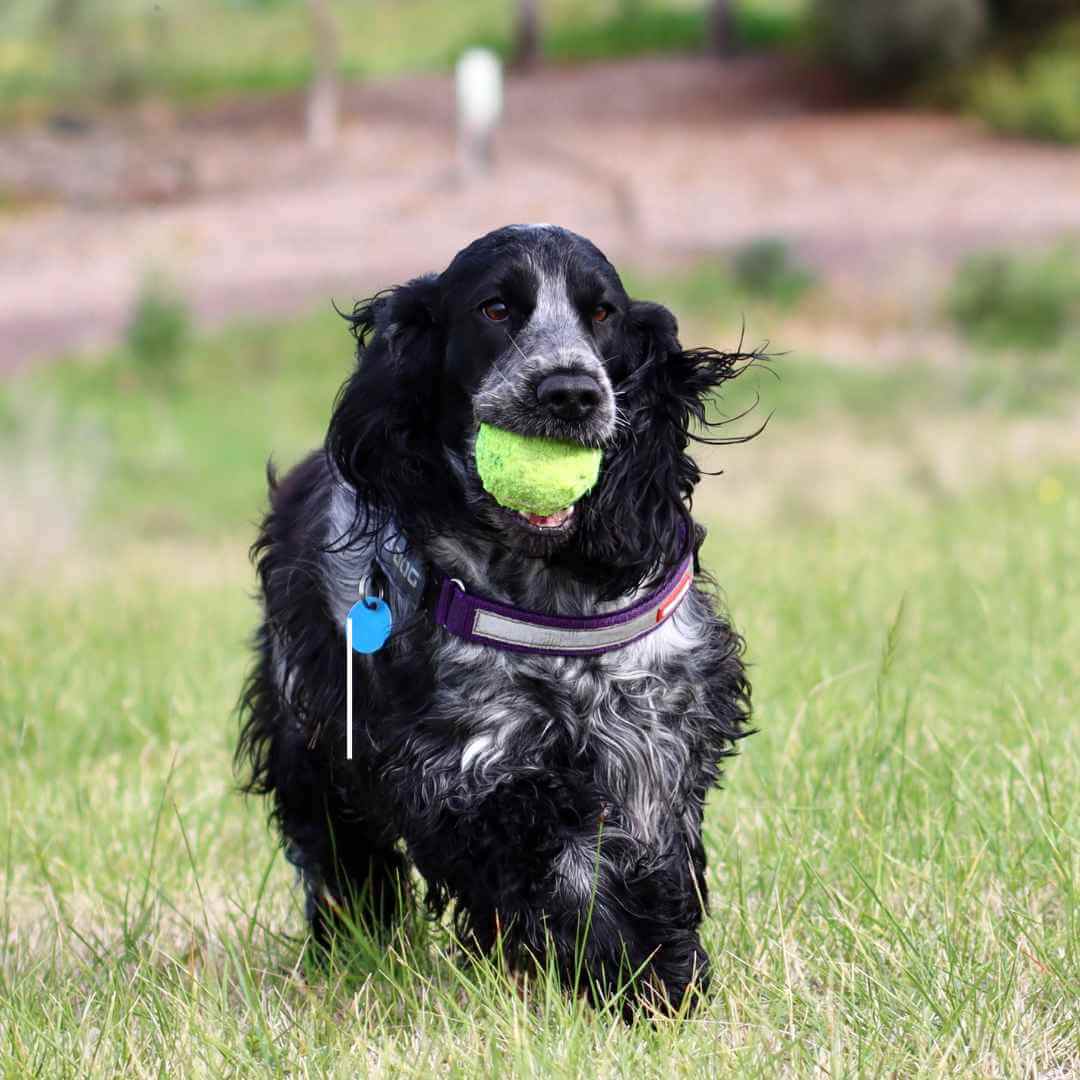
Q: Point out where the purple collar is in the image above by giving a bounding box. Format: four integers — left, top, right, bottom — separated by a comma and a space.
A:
371, 512, 695, 658
430, 543, 694, 658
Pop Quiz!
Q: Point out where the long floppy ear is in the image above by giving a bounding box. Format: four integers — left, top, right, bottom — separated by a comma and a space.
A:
325, 274, 449, 545
580, 300, 764, 595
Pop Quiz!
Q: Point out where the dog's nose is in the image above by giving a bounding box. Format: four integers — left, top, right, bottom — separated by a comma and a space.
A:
536, 371, 602, 422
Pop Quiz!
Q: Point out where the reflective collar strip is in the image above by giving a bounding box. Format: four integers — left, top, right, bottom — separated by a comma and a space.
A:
433, 553, 694, 657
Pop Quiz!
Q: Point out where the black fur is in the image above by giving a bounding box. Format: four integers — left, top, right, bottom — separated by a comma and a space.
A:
238, 225, 759, 1017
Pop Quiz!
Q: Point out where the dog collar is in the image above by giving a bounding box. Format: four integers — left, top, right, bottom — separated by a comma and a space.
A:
371, 515, 694, 658
430, 549, 693, 657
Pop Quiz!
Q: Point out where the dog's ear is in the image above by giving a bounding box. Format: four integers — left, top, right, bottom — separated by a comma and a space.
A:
326, 274, 450, 543
580, 300, 762, 592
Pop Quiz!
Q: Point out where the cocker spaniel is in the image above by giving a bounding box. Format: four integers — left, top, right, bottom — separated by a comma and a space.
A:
238, 224, 758, 1017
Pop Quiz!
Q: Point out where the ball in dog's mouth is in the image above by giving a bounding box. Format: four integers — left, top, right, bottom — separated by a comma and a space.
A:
474, 425, 601, 527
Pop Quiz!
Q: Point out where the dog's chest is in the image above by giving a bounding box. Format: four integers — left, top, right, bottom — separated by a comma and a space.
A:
424, 592, 711, 822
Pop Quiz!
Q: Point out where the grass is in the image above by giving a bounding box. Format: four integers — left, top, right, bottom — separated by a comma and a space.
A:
3, 466, 1075, 1075
0, 0, 810, 120
1, 289, 1077, 1074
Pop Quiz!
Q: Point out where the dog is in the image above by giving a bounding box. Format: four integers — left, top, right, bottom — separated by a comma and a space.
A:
238, 224, 757, 1017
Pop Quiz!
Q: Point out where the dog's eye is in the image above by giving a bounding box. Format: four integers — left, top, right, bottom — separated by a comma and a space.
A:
592, 305, 611, 324
481, 299, 509, 322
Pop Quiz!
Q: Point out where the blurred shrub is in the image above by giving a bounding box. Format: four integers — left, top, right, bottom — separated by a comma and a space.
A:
985, 0, 1080, 29
545, 6, 705, 61
948, 246, 1080, 349
734, 3, 811, 50
732, 238, 817, 305
971, 47, 1080, 143
544, 1, 808, 64
815, 0, 988, 90
126, 275, 191, 382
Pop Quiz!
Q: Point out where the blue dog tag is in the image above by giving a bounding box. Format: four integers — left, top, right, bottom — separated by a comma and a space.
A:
347, 597, 392, 654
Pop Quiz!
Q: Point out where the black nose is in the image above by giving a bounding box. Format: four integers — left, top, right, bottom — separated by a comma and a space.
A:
536, 371, 602, 422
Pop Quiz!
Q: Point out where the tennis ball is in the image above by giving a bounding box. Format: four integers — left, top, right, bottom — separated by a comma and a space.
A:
475, 424, 602, 516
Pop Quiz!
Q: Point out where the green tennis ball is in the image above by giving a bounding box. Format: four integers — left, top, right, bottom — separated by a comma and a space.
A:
475, 424, 602, 516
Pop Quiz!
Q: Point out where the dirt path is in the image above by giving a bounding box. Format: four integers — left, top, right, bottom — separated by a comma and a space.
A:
3, 55, 1080, 373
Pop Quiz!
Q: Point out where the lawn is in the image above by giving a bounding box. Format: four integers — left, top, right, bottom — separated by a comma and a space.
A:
1, 282, 1077, 1075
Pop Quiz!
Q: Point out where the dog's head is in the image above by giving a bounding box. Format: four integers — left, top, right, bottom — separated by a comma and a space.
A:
328, 225, 759, 593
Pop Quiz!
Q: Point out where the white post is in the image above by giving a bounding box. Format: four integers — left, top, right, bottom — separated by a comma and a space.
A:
456, 48, 503, 177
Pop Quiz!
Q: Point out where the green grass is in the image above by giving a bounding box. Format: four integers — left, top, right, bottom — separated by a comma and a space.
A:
1, 294, 1077, 1074
0, 0, 810, 119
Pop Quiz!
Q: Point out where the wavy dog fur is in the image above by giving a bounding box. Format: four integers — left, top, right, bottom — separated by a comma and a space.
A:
238, 225, 761, 1017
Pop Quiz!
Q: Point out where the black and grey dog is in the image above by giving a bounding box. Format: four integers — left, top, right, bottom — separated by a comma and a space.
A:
238, 224, 758, 1016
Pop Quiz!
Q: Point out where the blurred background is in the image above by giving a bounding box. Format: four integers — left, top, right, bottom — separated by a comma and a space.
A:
2, 5, 1078, 1070
1, 0, 1078, 550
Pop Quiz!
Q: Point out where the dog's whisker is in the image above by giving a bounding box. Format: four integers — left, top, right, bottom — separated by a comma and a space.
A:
481, 338, 522, 395
504, 329, 530, 365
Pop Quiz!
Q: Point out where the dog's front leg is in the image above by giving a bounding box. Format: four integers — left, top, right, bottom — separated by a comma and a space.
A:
542, 818, 712, 1017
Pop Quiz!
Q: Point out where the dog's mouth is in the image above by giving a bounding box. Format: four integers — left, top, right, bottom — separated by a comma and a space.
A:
469, 479, 584, 553
488, 500, 577, 537
513, 504, 575, 530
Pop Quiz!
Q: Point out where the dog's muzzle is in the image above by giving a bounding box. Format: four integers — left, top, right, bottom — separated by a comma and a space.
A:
473, 350, 617, 448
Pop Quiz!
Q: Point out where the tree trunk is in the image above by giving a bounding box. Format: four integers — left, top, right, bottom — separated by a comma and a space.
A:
307, 0, 340, 150
49, 0, 105, 106
514, 0, 542, 70
707, 0, 735, 56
